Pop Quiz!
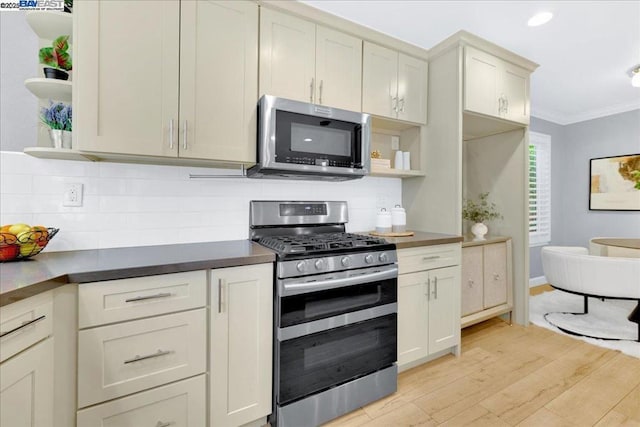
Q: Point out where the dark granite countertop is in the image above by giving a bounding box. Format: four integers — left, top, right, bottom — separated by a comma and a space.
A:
0, 240, 275, 307
359, 230, 463, 249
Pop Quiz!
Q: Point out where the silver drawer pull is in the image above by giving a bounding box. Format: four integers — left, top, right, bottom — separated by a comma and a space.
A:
422, 256, 440, 261
156, 421, 174, 427
124, 349, 173, 364
0, 315, 46, 338
125, 292, 173, 303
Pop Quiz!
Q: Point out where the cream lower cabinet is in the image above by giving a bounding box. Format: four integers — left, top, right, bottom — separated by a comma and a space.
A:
0, 338, 54, 427
75, 0, 258, 164
461, 238, 513, 328
0, 291, 55, 427
210, 263, 273, 427
464, 46, 530, 125
397, 244, 461, 370
260, 7, 362, 111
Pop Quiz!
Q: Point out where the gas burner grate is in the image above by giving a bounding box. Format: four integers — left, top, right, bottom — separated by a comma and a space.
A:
258, 232, 388, 255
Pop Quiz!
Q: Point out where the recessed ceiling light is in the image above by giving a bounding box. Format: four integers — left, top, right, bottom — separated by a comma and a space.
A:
528, 12, 553, 27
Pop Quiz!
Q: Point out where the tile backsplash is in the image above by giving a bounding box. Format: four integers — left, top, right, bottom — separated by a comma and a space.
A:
0, 152, 402, 252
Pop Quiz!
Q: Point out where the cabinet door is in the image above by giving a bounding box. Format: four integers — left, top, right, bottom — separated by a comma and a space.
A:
0, 337, 53, 427
461, 246, 484, 317
259, 8, 315, 103
483, 243, 508, 309
464, 46, 500, 118
75, 0, 180, 156
315, 26, 362, 111
362, 42, 398, 119
179, 0, 258, 163
397, 271, 429, 367
428, 266, 460, 354
397, 53, 427, 124
502, 62, 530, 125
211, 263, 273, 427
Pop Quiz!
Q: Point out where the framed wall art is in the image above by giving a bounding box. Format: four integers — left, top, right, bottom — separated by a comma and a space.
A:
589, 153, 640, 211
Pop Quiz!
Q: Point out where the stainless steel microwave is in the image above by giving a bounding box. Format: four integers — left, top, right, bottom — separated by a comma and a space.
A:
247, 95, 371, 181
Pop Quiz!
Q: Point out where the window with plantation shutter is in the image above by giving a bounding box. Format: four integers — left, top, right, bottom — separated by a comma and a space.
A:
529, 132, 551, 246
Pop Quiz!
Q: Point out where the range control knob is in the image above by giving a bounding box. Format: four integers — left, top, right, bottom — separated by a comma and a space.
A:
341, 256, 351, 267
378, 252, 388, 263
314, 259, 326, 270
364, 254, 374, 264
296, 261, 307, 273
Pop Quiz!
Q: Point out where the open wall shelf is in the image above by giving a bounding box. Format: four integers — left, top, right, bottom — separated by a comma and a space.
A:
25, 78, 72, 102
26, 10, 73, 41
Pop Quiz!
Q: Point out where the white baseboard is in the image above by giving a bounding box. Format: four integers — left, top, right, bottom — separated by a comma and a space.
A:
529, 276, 547, 287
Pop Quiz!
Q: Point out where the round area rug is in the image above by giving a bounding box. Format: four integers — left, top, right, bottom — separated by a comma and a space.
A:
529, 290, 639, 358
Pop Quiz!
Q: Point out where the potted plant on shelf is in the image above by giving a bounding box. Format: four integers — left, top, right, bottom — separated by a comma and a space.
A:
40, 101, 72, 149
462, 192, 502, 240
39, 35, 72, 80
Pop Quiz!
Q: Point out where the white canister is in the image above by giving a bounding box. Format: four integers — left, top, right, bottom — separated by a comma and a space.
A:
391, 205, 406, 233
376, 208, 392, 234
402, 152, 411, 170
394, 151, 404, 170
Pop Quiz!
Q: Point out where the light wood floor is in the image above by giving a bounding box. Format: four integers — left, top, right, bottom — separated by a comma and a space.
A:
324, 317, 640, 427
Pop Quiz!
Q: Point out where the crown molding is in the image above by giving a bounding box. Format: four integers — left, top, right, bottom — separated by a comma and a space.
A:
532, 100, 640, 125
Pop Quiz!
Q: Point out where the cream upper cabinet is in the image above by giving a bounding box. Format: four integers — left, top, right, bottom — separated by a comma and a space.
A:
179, 0, 258, 163
74, 0, 180, 157
75, 0, 258, 164
315, 26, 362, 111
464, 46, 530, 125
363, 42, 427, 124
260, 8, 362, 110
210, 263, 273, 427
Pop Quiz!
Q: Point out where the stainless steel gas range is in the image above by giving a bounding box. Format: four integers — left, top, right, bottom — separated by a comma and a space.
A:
250, 201, 398, 427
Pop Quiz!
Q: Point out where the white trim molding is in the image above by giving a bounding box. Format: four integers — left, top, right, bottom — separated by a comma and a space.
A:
529, 276, 548, 288
532, 103, 640, 126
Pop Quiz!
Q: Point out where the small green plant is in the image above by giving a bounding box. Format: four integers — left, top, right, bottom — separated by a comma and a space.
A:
462, 192, 502, 223
39, 35, 72, 71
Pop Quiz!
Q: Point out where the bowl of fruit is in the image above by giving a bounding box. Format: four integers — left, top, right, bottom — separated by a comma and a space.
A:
0, 224, 59, 262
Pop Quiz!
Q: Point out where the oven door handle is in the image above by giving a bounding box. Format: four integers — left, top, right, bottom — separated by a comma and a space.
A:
280, 266, 398, 297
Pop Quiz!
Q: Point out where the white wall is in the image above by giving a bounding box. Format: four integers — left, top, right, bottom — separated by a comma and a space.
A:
0, 151, 402, 251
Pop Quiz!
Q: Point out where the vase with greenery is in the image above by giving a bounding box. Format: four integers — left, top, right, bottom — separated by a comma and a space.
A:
462, 192, 502, 240
40, 101, 72, 148
39, 35, 72, 80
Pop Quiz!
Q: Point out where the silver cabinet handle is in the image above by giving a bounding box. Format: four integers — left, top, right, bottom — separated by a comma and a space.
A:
156, 422, 174, 427
0, 315, 46, 338
422, 255, 440, 261
398, 97, 405, 112
426, 278, 431, 301
310, 78, 315, 103
169, 119, 174, 149
319, 79, 323, 104
124, 349, 173, 364
125, 292, 172, 303
218, 279, 224, 313
434, 276, 438, 299
391, 95, 398, 113
504, 97, 509, 113
498, 97, 503, 114
182, 120, 188, 150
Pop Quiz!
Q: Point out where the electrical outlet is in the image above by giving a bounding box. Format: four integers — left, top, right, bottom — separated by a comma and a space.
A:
63, 183, 83, 207
391, 136, 400, 151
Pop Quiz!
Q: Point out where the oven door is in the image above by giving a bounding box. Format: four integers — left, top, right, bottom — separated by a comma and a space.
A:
277, 311, 397, 406
278, 265, 398, 328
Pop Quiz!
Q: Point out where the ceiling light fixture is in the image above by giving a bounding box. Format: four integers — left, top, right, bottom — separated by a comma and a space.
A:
527, 12, 553, 27
632, 66, 640, 88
